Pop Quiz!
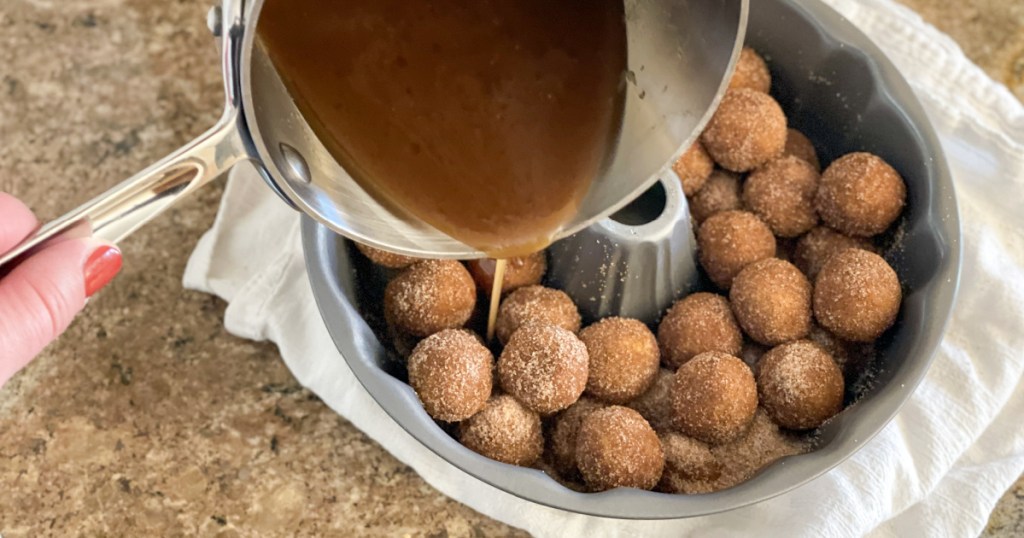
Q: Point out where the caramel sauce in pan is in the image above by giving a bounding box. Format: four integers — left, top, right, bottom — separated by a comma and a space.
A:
258, 0, 627, 257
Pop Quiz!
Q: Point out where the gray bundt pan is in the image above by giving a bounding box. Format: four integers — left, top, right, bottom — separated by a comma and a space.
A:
301, 0, 961, 519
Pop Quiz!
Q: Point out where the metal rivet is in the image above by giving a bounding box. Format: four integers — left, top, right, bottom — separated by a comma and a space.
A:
207, 6, 223, 38
279, 143, 312, 184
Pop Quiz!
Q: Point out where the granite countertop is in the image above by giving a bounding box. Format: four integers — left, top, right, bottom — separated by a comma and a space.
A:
0, 0, 1021, 535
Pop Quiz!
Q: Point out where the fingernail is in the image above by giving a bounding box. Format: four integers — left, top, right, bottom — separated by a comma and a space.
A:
84, 245, 122, 298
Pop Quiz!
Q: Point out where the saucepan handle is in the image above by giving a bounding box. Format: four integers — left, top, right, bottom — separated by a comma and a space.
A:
0, 116, 248, 274
0, 0, 251, 275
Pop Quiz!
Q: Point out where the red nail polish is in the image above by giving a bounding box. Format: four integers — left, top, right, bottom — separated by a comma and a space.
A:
84, 245, 122, 298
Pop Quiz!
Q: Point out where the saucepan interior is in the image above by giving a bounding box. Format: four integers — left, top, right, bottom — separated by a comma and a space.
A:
238, 0, 747, 259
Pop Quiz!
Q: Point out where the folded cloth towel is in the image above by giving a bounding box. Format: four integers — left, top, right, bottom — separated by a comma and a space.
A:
184, 0, 1024, 535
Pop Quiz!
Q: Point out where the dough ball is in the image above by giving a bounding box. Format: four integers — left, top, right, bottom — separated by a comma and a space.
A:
743, 155, 820, 238
408, 329, 493, 422
467, 252, 547, 295
580, 317, 660, 404
689, 169, 742, 224
673, 141, 715, 196
672, 351, 758, 445
576, 406, 665, 491
354, 241, 420, 269
384, 260, 476, 337
727, 46, 771, 94
816, 152, 907, 237
813, 248, 901, 342
495, 285, 581, 345
657, 292, 743, 369
548, 398, 606, 475
657, 432, 723, 493
730, 258, 813, 346
783, 129, 820, 171
793, 226, 875, 281
460, 395, 543, 466
697, 210, 777, 289
758, 340, 844, 430
701, 89, 787, 172
625, 368, 677, 433
498, 324, 589, 415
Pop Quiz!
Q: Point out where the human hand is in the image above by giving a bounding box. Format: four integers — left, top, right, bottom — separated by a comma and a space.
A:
0, 193, 122, 387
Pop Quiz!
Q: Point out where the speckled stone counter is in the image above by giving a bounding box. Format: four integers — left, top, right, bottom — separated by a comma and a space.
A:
0, 1, 1020, 536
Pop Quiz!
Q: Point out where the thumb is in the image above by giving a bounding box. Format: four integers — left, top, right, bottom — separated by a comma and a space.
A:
0, 238, 122, 386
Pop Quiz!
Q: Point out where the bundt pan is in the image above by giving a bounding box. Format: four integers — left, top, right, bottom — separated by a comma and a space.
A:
301, 0, 961, 519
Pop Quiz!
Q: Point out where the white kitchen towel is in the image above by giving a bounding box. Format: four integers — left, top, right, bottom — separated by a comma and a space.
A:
184, 0, 1024, 536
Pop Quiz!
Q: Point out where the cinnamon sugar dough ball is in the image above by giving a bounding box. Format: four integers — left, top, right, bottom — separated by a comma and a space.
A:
672, 351, 758, 445
728, 47, 772, 94
743, 155, 821, 238
758, 340, 844, 430
580, 317, 660, 404
548, 398, 606, 475
673, 141, 715, 196
495, 285, 581, 345
408, 329, 493, 422
384, 260, 476, 337
783, 129, 821, 171
498, 324, 589, 415
354, 241, 420, 269
657, 432, 723, 493
698, 210, 777, 289
730, 258, 812, 346
689, 170, 742, 224
657, 293, 743, 369
467, 252, 547, 295
807, 323, 874, 380
625, 368, 676, 432
816, 152, 907, 237
576, 406, 665, 491
701, 88, 787, 173
459, 395, 543, 466
813, 248, 901, 342
793, 226, 875, 281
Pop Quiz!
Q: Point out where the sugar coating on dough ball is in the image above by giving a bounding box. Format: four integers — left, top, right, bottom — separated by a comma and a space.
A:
816, 152, 907, 237
807, 323, 874, 380
689, 170, 742, 224
813, 248, 901, 342
701, 89, 787, 173
467, 252, 547, 295
498, 324, 589, 415
384, 260, 476, 337
674, 141, 715, 196
580, 317, 660, 404
657, 432, 723, 493
730, 258, 812, 346
758, 340, 844, 430
672, 351, 758, 445
727, 46, 771, 94
459, 395, 543, 466
657, 293, 743, 370
625, 368, 676, 433
576, 406, 665, 491
408, 329, 493, 422
354, 241, 421, 269
698, 210, 777, 289
495, 285, 581, 345
783, 129, 820, 171
548, 397, 606, 476
743, 155, 820, 238
793, 226, 875, 281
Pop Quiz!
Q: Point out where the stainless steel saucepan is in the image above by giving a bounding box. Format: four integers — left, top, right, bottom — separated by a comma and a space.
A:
0, 0, 746, 269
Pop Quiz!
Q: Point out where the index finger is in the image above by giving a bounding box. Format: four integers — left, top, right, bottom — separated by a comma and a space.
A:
0, 193, 40, 254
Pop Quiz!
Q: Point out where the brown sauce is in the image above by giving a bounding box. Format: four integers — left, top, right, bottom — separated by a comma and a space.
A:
258, 0, 627, 257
